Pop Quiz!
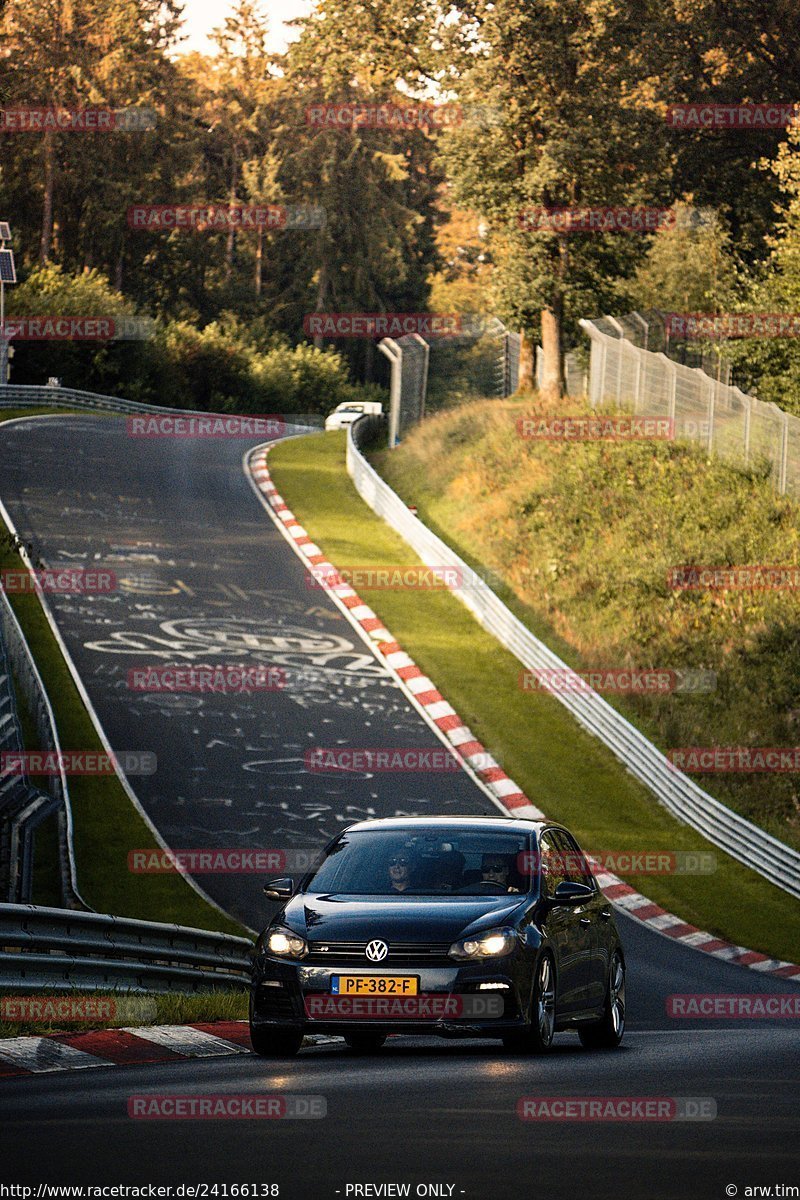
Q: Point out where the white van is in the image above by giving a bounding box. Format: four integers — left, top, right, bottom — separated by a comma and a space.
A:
324, 401, 383, 431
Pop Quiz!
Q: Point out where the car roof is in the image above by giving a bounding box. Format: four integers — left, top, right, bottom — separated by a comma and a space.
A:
342, 816, 549, 835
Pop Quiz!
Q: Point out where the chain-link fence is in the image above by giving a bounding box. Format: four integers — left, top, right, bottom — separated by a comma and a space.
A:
379, 318, 520, 446
580, 315, 799, 497
606, 310, 733, 384
535, 348, 588, 398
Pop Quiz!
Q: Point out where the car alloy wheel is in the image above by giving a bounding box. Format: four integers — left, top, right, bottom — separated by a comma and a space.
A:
503, 952, 556, 1054
578, 951, 625, 1050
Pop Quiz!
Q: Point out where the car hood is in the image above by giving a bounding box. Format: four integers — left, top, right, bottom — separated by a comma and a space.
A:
278, 893, 528, 943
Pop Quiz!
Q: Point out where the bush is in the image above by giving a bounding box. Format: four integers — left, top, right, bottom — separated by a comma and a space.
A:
5, 267, 385, 416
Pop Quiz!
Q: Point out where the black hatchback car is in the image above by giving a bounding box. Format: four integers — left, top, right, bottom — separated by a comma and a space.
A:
250, 816, 625, 1057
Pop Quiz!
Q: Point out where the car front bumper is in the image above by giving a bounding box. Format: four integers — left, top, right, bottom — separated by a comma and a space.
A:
251, 956, 530, 1037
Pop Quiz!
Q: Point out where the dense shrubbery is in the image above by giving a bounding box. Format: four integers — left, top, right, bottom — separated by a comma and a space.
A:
6, 266, 384, 415
374, 395, 800, 849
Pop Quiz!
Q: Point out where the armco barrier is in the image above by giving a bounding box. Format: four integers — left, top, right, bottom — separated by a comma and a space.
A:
0, 383, 325, 426
346, 418, 800, 900
0, 904, 254, 993
0, 587, 83, 907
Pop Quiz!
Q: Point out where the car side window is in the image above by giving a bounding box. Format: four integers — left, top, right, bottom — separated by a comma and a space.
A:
555, 830, 596, 890
538, 831, 566, 897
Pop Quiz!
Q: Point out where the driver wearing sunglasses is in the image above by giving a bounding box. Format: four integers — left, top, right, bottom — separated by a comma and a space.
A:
481, 854, 520, 893
387, 852, 413, 892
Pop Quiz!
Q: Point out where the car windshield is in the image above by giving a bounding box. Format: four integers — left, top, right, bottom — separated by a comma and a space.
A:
337, 405, 364, 413
305, 828, 532, 896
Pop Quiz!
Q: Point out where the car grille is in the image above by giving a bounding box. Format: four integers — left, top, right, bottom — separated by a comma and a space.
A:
306, 941, 453, 966
255, 990, 299, 1021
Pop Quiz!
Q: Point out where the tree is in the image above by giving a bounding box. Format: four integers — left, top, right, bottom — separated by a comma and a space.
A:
627, 204, 741, 312
441, 0, 677, 396
0, 0, 184, 268
274, 0, 443, 378
203, 0, 276, 281
723, 124, 800, 413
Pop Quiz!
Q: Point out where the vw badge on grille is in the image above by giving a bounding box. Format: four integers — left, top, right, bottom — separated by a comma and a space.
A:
365, 939, 389, 962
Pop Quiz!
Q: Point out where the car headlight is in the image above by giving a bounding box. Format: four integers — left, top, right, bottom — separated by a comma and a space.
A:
263, 928, 308, 959
449, 927, 517, 960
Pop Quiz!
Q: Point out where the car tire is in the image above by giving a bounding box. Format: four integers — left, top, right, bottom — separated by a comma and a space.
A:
578, 952, 625, 1050
343, 1033, 387, 1054
249, 1024, 303, 1058
502, 953, 556, 1055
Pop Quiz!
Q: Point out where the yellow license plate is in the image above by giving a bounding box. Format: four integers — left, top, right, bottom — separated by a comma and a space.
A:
332, 975, 419, 996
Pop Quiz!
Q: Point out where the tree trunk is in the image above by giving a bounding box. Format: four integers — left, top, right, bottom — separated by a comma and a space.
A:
225, 161, 237, 282
540, 237, 568, 399
539, 302, 564, 400
115, 244, 124, 292
313, 262, 328, 350
518, 331, 536, 392
255, 225, 263, 296
39, 128, 55, 265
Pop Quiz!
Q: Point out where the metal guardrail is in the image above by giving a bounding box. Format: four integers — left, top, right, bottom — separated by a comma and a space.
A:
347, 418, 800, 900
0, 587, 85, 908
0, 904, 254, 993
0, 383, 325, 427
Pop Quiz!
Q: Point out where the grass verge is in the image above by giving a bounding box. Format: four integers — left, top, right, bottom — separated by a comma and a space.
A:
375, 396, 800, 853
0, 990, 247, 1039
267, 430, 800, 965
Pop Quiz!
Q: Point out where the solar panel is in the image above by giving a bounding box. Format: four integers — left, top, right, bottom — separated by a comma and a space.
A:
0, 222, 10, 242
0, 249, 16, 283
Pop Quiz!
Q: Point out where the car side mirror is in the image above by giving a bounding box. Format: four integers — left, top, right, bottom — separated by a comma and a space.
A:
550, 881, 594, 905
263, 876, 294, 900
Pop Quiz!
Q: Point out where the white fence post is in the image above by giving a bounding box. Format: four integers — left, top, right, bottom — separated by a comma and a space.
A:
377, 338, 402, 448
743, 393, 752, 465
779, 411, 789, 494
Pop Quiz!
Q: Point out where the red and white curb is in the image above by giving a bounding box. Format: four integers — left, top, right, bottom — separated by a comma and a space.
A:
0, 1022, 342, 1080
247, 443, 800, 986
246, 446, 542, 822
0, 1021, 253, 1079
